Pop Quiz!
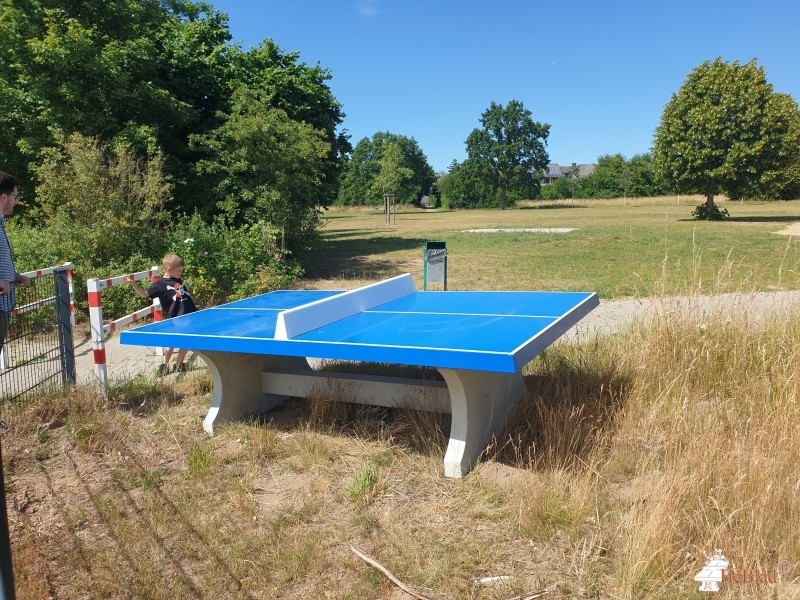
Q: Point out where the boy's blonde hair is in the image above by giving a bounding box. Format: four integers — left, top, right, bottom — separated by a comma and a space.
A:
162, 253, 184, 271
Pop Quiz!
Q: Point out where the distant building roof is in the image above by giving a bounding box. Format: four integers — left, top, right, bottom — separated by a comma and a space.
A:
541, 162, 596, 183
546, 163, 563, 178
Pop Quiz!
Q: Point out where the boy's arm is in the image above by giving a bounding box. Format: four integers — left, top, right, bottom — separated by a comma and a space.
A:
123, 275, 151, 299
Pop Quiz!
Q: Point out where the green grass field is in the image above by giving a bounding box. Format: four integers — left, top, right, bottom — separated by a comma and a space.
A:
305, 196, 800, 298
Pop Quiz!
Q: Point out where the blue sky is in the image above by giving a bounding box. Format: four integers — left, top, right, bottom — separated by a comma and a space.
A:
209, 0, 800, 173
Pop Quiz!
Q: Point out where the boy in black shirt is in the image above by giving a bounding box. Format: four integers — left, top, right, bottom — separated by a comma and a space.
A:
125, 253, 197, 375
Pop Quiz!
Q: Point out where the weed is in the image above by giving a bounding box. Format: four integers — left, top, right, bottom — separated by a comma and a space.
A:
135, 468, 163, 491
186, 440, 214, 476
347, 465, 381, 506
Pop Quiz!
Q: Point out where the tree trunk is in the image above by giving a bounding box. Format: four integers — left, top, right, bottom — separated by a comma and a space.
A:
705, 192, 715, 220
499, 185, 507, 210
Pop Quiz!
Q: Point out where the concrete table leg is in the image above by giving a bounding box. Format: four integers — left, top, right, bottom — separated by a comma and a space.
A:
198, 351, 312, 434
438, 368, 525, 478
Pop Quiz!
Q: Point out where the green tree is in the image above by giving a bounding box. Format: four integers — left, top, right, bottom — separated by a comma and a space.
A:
539, 174, 575, 201
228, 39, 350, 205
465, 100, 550, 209
735, 92, 800, 200
192, 86, 330, 251
371, 141, 414, 199
338, 132, 434, 205
580, 154, 626, 198
626, 153, 667, 197
0, 0, 232, 215
437, 160, 495, 209
653, 58, 799, 218
31, 131, 171, 267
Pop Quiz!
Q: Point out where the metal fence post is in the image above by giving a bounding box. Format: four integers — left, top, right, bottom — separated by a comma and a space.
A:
54, 267, 75, 386
0, 439, 16, 600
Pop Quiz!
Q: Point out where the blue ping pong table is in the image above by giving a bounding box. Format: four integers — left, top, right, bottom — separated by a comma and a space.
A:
120, 274, 598, 477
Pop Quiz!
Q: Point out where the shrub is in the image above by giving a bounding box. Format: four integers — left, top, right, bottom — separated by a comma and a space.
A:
691, 201, 730, 220
171, 214, 303, 307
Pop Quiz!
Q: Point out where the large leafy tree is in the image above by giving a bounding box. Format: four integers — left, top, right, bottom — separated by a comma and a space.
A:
437, 159, 495, 209
465, 100, 550, 209
653, 58, 799, 218
193, 86, 330, 251
0, 0, 232, 214
228, 40, 350, 205
0, 0, 350, 258
338, 132, 434, 205
31, 131, 171, 267
579, 154, 627, 199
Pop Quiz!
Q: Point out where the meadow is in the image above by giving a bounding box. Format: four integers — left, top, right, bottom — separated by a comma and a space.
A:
305, 196, 800, 297
2, 197, 800, 599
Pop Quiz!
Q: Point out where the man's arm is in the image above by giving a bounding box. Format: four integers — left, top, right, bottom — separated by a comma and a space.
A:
0, 280, 8, 295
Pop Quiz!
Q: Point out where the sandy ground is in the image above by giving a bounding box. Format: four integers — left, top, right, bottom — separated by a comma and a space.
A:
774, 222, 800, 237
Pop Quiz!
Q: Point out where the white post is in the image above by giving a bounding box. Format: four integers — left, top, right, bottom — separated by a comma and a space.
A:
64, 262, 76, 327
87, 277, 109, 395
86, 265, 161, 395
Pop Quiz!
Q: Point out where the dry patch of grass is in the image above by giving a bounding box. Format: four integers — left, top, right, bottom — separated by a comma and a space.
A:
2, 297, 800, 598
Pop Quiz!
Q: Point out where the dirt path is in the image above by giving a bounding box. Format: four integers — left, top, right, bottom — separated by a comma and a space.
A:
564, 289, 800, 343
774, 222, 800, 236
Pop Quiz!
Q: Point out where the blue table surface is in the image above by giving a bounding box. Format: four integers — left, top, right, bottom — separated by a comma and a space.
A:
120, 289, 599, 373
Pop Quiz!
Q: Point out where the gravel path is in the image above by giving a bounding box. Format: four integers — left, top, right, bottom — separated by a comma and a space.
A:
564, 289, 800, 342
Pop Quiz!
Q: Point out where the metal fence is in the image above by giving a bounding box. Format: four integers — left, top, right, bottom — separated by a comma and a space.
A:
0, 266, 75, 402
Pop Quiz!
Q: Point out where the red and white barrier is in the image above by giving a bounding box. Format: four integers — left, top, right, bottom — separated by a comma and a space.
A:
0, 262, 74, 371
87, 266, 160, 394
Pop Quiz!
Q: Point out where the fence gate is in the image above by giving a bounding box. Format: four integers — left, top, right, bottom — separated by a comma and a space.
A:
0, 265, 75, 402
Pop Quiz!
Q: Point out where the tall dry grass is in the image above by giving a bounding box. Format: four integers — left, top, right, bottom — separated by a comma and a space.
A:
2, 289, 800, 597
597, 303, 800, 598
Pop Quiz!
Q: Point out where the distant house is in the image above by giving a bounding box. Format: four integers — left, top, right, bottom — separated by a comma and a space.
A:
541, 162, 596, 184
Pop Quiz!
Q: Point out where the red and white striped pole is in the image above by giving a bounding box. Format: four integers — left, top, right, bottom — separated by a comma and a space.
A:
65, 261, 76, 327
87, 277, 108, 392
87, 266, 160, 395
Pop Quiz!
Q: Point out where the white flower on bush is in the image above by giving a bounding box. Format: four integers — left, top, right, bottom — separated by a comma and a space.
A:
697, 323, 708, 331
184, 237, 194, 244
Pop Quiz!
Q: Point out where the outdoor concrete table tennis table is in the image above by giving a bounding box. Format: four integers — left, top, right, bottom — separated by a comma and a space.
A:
121, 274, 598, 477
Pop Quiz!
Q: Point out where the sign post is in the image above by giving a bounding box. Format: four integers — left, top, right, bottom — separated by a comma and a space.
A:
423, 241, 447, 290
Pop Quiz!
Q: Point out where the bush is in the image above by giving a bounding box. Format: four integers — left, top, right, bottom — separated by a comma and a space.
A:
7, 220, 156, 319
9, 212, 305, 321
171, 214, 303, 307
691, 201, 730, 220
